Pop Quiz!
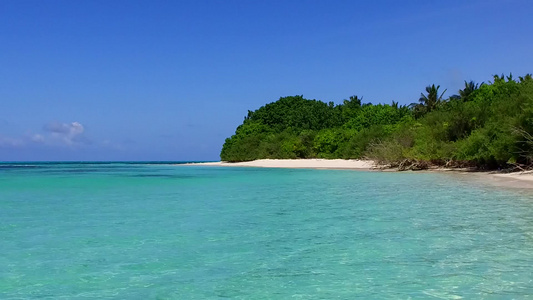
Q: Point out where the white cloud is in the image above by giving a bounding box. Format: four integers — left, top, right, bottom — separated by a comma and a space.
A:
0, 121, 127, 153
43, 121, 86, 145
31, 134, 45, 143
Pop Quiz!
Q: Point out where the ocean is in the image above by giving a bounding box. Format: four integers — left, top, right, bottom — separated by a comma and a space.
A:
1, 162, 532, 299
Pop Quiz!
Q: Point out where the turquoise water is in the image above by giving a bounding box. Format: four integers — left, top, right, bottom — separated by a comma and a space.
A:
1, 163, 532, 299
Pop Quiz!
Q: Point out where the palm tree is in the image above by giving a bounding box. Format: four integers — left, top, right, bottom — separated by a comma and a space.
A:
459, 80, 483, 101
418, 84, 446, 113
343, 95, 362, 109
519, 74, 532, 83
493, 74, 505, 83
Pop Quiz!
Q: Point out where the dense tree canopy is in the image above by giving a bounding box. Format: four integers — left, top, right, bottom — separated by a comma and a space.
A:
221, 73, 533, 170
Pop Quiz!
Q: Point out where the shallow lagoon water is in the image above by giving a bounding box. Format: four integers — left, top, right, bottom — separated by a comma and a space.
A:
1, 163, 532, 299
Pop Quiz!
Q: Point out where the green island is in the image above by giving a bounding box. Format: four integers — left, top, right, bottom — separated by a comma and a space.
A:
221, 74, 533, 170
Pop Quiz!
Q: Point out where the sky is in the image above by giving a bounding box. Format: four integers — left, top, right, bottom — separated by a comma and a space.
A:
1, 0, 533, 161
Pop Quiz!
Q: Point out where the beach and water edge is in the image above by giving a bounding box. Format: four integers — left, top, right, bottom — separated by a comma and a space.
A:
190, 159, 533, 189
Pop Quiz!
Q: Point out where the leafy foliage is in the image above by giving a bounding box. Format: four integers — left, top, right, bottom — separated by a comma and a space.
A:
459, 80, 483, 101
221, 74, 533, 169
244, 95, 342, 131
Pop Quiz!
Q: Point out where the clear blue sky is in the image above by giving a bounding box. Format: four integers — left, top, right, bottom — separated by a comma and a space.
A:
1, 0, 532, 161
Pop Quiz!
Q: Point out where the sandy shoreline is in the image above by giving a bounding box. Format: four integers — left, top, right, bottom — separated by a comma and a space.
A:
194, 159, 375, 170
189, 159, 533, 189
488, 172, 533, 189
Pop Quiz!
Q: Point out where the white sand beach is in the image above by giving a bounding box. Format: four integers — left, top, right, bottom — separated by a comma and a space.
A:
487, 172, 533, 188
191, 159, 533, 189
493, 171, 533, 182
193, 159, 375, 170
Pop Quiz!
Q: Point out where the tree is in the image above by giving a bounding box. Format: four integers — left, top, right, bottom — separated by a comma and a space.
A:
418, 84, 447, 113
221, 73, 533, 169
459, 80, 483, 101
340, 95, 363, 121
343, 95, 362, 109
519, 74, 532, 83
411, 84, 447, 118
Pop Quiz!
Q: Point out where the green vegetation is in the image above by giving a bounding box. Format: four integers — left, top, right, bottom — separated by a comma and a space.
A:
221, 74, 533, 170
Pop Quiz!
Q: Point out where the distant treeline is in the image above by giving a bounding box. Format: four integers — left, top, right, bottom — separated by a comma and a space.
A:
220, 74, 533, 170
